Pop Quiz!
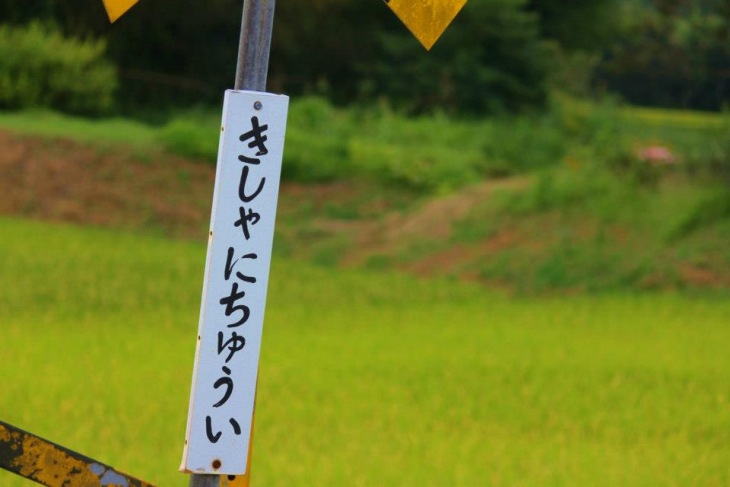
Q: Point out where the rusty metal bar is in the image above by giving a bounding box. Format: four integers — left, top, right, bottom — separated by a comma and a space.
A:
0, 420, 156, 487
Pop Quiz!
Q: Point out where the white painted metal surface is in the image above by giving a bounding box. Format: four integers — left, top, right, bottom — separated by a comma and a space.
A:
181, 90, 288, 475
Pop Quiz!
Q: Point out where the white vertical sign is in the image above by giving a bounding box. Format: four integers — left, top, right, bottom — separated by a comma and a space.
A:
181, 90, 288, 475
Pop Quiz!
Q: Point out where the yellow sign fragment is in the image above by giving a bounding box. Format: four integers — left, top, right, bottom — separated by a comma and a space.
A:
385, 0, 467, 50
102, 0, 139, 22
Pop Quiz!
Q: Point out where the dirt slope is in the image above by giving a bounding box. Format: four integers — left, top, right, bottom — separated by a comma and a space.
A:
0, 131, 215, 238
2, 130, 727, 292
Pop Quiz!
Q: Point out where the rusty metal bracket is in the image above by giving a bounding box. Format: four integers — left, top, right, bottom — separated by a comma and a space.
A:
0, 420, 156, 487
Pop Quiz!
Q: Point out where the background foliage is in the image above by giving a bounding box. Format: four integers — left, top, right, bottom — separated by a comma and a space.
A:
0, 23, 116, 114
599, 0, 730, 110
1, 0, 727, 113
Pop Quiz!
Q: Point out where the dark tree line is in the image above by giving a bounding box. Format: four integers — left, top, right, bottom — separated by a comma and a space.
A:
1, 0, 726, 113
599, 0, 730, 110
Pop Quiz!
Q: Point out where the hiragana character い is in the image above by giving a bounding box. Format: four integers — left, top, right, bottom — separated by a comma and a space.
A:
205, 416, 242, 444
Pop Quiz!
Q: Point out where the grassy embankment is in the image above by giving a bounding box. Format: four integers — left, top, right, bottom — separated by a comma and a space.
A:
0, 97, 728, 293
1, 217, 729, 486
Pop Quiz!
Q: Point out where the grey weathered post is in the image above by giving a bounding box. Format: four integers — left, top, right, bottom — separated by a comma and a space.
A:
234, 0, 276, 92
189, 0, 275, 486
190, 474, 221, 487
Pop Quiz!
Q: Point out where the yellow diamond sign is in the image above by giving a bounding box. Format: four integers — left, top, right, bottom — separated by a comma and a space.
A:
102, 0, 139, 22
385, 0, 467, 50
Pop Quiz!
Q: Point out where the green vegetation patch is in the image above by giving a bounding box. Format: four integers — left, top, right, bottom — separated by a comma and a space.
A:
1, 217, 729, 486
1, 95, 728, 193
0, 23, 117, 115
0, 109, 157, 147
0, 98, 728, 294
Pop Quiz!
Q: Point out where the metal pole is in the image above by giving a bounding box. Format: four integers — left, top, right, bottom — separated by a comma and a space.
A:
234, 0, 276, 92
190, 1, 275, 486
190, 475, 220, 487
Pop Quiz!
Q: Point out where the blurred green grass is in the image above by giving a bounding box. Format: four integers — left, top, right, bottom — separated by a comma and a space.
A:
2, 96, 726, 194
1, 217, 729, 486
0, 109, 157, 146
0, 98, 728, 294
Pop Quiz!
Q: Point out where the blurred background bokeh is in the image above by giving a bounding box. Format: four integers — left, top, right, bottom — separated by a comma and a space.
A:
2, 0, 730, 114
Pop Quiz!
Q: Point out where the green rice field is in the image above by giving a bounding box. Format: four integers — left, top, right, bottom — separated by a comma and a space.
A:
1, 217, 729, 486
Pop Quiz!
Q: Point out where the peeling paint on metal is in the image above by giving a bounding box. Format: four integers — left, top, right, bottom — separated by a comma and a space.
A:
0, 426, 12, 444
16, 433, 101, 486
0, 420, 156, 487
